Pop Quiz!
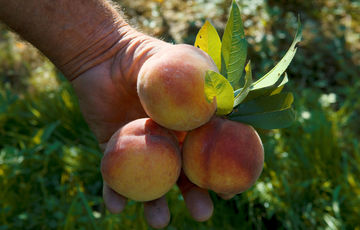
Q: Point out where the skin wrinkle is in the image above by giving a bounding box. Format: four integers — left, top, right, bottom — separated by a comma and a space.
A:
72, 33, 168, 145
115, 38, 147, 93
72, 60, 144, 144
60, 16, 124, 77
61, 20, 123, 66
112, 35, 167, 97
65, 22, 131, 80
58, 0, 121, 49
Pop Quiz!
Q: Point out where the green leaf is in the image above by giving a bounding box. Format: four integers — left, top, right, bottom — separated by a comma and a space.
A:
251, 17, 302, 90
239, 73, 288, 102
228, 107, 296, 129
233, 61, 253, 107
269, 82, 286, 95
41, 120, 61, 142
204, 70, 234, 115
77, 188, 99, 230
194, 20, 222, 70
221, 0, 247, 90
230, 92, 294, 116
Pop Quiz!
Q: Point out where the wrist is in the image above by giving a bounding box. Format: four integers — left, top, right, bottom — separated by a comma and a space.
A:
63, 21, 170, 83
0, 0, 136, 81
61, 20, 134, 81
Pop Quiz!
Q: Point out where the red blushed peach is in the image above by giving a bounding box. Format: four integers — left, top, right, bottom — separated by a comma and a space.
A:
101, 118, 181, 202
182, 117, 264, 196
137, 44, 218, 131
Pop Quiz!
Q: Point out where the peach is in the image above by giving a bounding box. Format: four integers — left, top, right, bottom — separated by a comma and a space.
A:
137, 44, 218, 131
182, 117, 264, 196
101, 118, 181, 202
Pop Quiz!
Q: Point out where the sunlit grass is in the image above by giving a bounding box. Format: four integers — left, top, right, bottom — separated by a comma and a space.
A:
1, 49, 359, 230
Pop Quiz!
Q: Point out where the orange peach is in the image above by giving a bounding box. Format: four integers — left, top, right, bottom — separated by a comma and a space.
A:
101, 118, 181, 201
137, 44, 218, 131
182, 117, 264, 196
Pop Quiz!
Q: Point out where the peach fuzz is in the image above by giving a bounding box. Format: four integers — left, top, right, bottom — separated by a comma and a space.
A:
182, 117, 264, 196
137, 44, 218, 131
101, 118, 181, 202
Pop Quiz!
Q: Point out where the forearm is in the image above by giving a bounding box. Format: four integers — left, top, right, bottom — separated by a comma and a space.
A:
0, 0, 133, 80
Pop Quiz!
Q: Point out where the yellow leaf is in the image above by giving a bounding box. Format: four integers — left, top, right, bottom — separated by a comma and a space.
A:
194, 20, 222, 70
204, 70, 234, 115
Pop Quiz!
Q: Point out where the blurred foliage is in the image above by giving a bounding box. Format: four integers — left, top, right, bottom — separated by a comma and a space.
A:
1, 0, 360, 229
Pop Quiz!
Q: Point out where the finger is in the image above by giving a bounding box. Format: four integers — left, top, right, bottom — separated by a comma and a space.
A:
143, 196, 170, 229
183, 186, 214, 222
103, 183, 127, 213
218, 193, 236, 200
177, 172, 213, 222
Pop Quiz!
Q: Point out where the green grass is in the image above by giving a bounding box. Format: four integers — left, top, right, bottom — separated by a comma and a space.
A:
1, 49, 360, 230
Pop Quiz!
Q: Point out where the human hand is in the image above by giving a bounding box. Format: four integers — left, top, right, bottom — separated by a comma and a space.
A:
70, 28, 218, 228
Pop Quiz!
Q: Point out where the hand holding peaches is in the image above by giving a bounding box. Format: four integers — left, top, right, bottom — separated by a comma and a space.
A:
77, 42, 220, 228
101, 43, 265, 209
97, 40, 265, 229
